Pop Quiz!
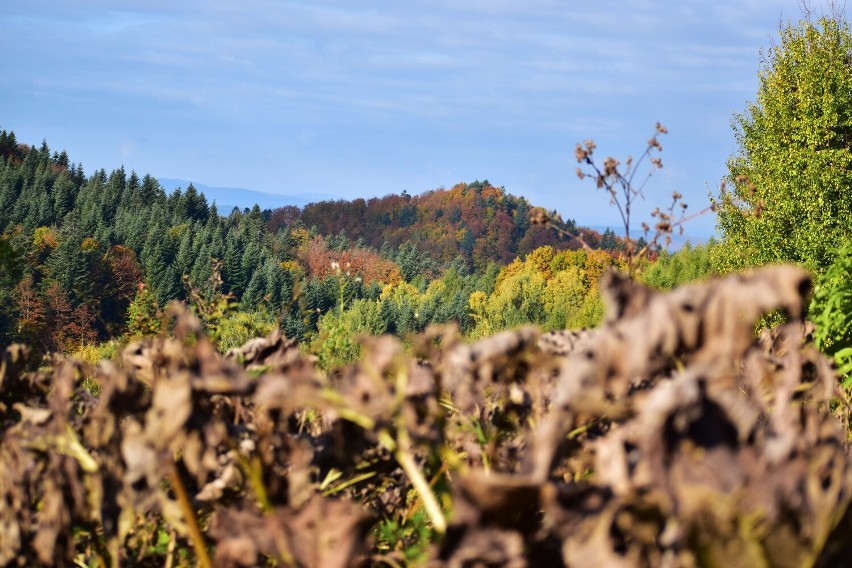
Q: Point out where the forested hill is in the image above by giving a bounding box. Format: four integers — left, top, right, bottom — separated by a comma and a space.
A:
269, 181, 602, 267
0, 129, 612, 349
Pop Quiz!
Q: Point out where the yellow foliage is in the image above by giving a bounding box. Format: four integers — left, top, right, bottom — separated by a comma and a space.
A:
550, 249, 586, 273
523, 246, 555, 278
280, 260, 303, 274
381, 265, 403, 287
468, 290, 488, 316
543, 266, 585, 314
495, 257, 525, 289
290, 226, 312, 248
33, 226, 58, 251
380, 280, 421, 304
167, 223, 189, 240
81, 237, 100, 252
583, 250, 617, 290
70, 341, 118, 365
423, 278, 447, 301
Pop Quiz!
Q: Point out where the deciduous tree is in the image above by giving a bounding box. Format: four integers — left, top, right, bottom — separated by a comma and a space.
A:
719, 16, 852, 270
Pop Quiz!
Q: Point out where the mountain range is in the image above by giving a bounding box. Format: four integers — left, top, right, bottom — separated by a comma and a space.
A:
157, 178, 337, 212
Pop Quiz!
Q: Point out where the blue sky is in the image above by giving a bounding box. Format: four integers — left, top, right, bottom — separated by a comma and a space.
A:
1, 1, 809, 237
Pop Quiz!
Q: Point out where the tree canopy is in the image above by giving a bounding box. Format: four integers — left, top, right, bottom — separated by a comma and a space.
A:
719, 16, 852, 271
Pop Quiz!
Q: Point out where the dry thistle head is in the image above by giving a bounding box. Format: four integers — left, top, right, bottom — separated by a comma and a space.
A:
650, 157, 663, 169
603, 157, 619, 177
655, 122, 668, 134
576, 140, 596, 162
735, 174, 758, 197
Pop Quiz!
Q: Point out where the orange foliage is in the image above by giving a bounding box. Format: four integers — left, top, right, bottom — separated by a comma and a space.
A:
297, 237, 401, 286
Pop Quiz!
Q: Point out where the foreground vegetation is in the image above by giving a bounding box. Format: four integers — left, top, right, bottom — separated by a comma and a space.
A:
5, 264, 850, 567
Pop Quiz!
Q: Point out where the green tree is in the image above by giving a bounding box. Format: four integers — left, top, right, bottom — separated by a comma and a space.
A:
0, 230, 25, 341
719, 16, 852, 270
599, 228, 619, 251
641, 242, 716, 290
810, 242, 852, 385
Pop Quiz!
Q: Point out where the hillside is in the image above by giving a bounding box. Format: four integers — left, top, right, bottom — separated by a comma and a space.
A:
270, 180, 604, 269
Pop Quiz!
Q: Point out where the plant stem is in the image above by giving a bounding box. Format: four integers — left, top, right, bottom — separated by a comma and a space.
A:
394, 429, 446, 534
169, 463, 212, 568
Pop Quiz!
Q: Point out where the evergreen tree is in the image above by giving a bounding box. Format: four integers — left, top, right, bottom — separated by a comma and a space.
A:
144, 238, 179, 305
45, 218, 94, 304
242, 269, 266, 309
600, 228, 619, 251
223, 235, 246, 297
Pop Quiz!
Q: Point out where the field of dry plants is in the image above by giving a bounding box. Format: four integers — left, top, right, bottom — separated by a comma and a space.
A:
3, 264, 852, 567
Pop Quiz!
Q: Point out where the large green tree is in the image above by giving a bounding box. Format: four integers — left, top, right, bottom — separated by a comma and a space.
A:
719, 16, 852, 271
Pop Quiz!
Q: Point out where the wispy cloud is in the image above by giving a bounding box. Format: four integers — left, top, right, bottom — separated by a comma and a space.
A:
0, 0, 808, 229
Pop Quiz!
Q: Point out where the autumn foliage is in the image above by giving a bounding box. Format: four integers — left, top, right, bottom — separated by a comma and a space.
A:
298, 236, 401, 285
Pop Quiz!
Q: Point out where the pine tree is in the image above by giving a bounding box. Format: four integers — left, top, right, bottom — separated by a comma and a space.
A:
223, 234, 246, 297
144, 238, 179, 306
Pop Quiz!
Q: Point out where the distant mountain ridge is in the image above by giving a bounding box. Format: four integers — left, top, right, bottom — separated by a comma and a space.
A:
157, 178, 336, 212
585, 226, 715, 251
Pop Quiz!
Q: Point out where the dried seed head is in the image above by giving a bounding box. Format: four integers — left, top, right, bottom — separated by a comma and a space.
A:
603, 157, 619, 176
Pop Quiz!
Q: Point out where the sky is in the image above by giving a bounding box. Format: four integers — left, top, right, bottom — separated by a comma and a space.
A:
1, 1, 814, 237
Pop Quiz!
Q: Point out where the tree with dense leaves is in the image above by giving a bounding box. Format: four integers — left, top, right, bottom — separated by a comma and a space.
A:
719, 16, 852, 271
